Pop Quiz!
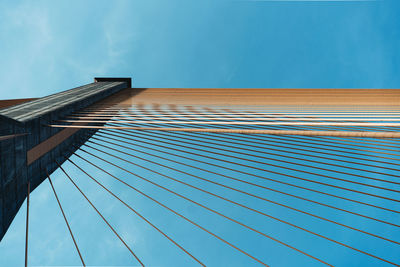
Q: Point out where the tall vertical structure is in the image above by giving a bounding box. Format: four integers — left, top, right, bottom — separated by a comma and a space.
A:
0, 78, 131, 240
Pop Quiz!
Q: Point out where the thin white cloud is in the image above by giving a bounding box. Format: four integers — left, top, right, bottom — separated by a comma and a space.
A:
0, 2, 55, 99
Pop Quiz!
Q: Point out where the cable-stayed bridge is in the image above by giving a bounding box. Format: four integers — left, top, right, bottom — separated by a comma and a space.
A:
1, 78, 400, 266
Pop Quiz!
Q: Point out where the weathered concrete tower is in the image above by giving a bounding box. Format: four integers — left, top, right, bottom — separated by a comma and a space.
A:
0, 77, 131, 240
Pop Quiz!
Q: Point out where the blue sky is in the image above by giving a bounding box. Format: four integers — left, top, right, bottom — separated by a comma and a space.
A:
0, 0, 399, 100
1, 0, 400, 266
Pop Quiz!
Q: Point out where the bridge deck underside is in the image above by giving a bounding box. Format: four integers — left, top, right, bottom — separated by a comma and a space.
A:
35, 88, 400, 266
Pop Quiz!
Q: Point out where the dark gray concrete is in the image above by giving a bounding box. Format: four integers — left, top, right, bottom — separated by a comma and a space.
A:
0, 78, 131, 241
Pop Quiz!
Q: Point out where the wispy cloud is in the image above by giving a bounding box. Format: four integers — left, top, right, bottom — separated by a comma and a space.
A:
0, 2, 55, 99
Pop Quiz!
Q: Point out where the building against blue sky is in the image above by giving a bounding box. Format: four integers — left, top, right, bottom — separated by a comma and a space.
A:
0, 0, 400, 266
